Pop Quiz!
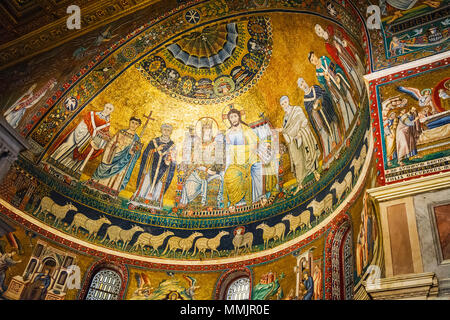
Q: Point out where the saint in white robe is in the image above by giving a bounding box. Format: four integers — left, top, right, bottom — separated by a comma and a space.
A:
282, 105, 321, 186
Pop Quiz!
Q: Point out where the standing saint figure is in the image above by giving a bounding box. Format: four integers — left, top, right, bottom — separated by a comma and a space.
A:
179, 118, 225, 208
356, 193, 376, 276
312, 264, 323, 300
4, 79, 56, 129
314, 24, 364, 96
298, 78, 342, 167
132, 123, 176, 208
223, 108, 264, 210
89, 117, 143, 196
280, 96, 321, 194
48, 103, 114, 177
384, 111, 398, 166
308, 52, 358, 131
396, 108, 419, 165
356, 227, 366, 276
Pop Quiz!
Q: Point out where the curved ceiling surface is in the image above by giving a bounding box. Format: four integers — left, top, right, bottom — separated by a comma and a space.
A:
5, 1, 371, 263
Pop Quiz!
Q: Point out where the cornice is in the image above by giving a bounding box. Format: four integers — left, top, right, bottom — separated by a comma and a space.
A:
364, 272, 439, 300
0, 0, 161, 71
363, 51, 450, 82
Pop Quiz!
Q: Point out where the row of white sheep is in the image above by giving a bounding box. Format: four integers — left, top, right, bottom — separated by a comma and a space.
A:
351, 144, 367, 176
31, 196, 311, 256
31, 197, 244, 256
32, 180, 357, 257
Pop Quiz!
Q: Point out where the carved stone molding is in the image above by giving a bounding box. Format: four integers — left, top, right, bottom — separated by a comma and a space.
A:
367, 171, 450, 203
364, 272, 439, 300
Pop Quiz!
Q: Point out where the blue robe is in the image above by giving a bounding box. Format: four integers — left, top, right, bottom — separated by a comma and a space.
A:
315, 55, 356, 130
302, 276, 314, 300
24, 273, 51, 300
92, 131, 141, 192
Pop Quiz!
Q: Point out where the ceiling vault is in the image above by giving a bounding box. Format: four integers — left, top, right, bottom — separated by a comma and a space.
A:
0, 0, 162, 71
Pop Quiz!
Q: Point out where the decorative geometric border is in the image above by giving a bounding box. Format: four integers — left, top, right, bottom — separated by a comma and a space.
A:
136, 17, 273, 105
324, 213, 351, 300
353, 0, 449, 72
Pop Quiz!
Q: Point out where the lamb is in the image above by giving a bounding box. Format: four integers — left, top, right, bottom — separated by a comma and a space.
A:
69, 213, 111, 240
331, 179, 346, 200
282, 210, 311, 235
162, 232, 203, 257
351, 154, 365, 175
232, 230, 253, 256
322, 193, 333, 214
34, 196, 77, 227
343, 171, 353, 189
192, 231, 229, 258
256, 222, 286, 249
307, 199, 324, 219
331, 172, 353, 200
131, 230, 174, 253
100, 225, 144, 249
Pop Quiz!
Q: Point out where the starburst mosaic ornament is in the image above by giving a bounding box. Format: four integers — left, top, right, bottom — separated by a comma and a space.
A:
185, 9, 201, 24
136, 16, 273, 104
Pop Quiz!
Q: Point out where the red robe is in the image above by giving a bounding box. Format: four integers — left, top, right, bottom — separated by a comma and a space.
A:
326, 25, 358, 65
49, 111, 110, 162
324, 25, 357, 83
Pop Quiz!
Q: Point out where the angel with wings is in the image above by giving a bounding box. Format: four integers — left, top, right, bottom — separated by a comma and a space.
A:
72, 22, 132, 60
397, 86, 437, 113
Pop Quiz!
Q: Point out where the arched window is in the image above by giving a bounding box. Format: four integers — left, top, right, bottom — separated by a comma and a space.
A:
215, 268, 252, 300
226, 277, 250, 300
85, 269, 122, 300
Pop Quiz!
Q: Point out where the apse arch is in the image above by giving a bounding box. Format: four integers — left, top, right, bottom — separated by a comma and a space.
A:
29, 8, 368, 160
0, 0, 375, 269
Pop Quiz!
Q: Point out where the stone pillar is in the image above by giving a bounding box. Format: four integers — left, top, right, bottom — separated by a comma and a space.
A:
365, 173, 450, 300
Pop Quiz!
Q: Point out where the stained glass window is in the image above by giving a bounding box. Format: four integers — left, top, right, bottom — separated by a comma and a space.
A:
226, 277, 250, 300
85, 269, 122, 300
